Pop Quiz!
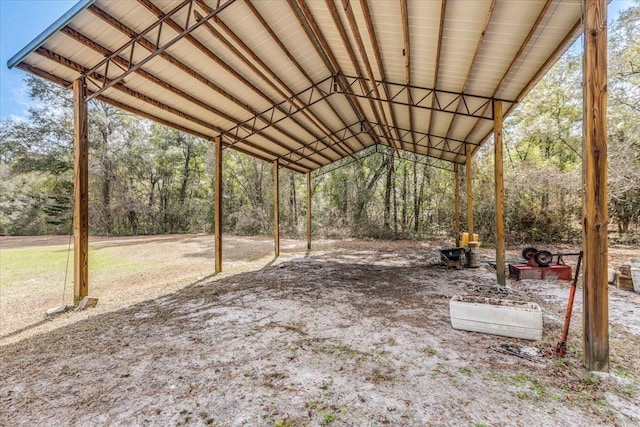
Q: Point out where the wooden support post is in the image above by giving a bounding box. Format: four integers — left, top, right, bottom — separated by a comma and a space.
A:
73, 78, 89, 304
494, 100, 506, 286
273, 159, 280, 257
582, 0, 609, 372
466, 145, 474, 238
306, 171, 312, 250
214, 136, 223, 273
454, 164, 460, 247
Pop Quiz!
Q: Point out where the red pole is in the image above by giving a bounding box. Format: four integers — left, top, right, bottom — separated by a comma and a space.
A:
556, 252, 583, 357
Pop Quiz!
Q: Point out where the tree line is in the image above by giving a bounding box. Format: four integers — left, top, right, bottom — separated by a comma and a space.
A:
1, 4, 638, 244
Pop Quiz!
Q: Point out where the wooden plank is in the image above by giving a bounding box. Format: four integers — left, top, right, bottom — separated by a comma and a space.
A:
337, 0, 399, 150
466, 145, 474, 238
215, 136, 223, 273
454, 164, 460, 247
88, 3, 325, 168
73, 78, 89, 304
289, 0, 384, 147
307, 171, 312, 250
274, 160, 280, 257
462, 0, 554, 145
360, 0, 406, 147
426, 0, 447, 153
444, 0, 496, 151
194, 1, 352, 159
582, 0, 609, 372
494, 100, 506, 286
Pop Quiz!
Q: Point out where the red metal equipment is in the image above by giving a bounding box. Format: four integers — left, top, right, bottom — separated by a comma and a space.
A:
508, 248, 578, 281
556, 251, 583, 357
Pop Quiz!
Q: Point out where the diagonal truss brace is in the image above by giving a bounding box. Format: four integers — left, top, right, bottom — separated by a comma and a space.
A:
366, 123, 479, 158
84, 0, 237, 101
277, 120, 474, 170
273, 121, 364, 167
312, 145, 455, 178
221, 76, 335, 149
339, 74, 514, 120
221, 71, 513, 158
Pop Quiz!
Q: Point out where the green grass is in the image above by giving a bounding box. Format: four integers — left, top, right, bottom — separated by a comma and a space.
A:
513, 373, 547, 401
0, 245, 146, 291
320, 413, 335, 425
336, 344, 358, 358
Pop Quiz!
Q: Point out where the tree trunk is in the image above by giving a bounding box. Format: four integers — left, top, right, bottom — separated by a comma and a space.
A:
160, 176, 169, 233
102, 159, 112, 235
384, 149, 393, 231
413, 155, 419, 232
416, 162, 429, 231
392, 154, 398, 234
179, 138, 192, 206
401, 163, 407, 231
289, 173, 297, 232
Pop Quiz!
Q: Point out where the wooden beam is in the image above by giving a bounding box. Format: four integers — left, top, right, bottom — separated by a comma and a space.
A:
245, 0, 367, 151
337, 0, 399, 151
445, 0, 496, 162
454, 164, 460, 247
73, 78, 89, 304
466, 145, 473, 238
462, 0, 554, 147
582, 0, 609, 372
194, 3, 353, 160
273, 160, 280, 257
84, 0, 238, 100
472, 16, 583, 157
397, 0, 415, 150
32, 47, 314, 171
215, 136, 223, 273
358, 0, 405, 147
288, 0, 385, 148
426, 0, 447, 158
90, 3, 322, 169
494, 100, 506, 286
59, 26, 326, 169
306, 171, 312, 250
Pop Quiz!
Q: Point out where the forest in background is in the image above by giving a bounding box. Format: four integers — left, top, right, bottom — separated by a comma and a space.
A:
1, 4, 638, 245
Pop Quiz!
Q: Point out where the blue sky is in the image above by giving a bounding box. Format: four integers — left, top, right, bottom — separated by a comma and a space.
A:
1, 0, 77, 119
0, 0, 635, 120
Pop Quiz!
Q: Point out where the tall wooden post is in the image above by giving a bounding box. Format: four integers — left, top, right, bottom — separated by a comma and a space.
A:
273, 159, 280, 257
582, 0, 609, 372
214, 136, 223, 273
454, 164, 460, 247
465, 145, 474, 238
494, 100, 506, 286
306, 171, 312, 250
73, 78, 89, 304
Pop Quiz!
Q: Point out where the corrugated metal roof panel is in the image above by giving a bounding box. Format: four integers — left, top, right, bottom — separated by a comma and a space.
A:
8, 0, 585, 171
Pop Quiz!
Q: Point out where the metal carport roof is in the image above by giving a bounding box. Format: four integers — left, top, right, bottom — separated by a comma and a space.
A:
8, 0, 582, 173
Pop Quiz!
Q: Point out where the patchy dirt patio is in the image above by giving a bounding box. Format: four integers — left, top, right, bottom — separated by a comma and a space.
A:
1, 237, 639, 425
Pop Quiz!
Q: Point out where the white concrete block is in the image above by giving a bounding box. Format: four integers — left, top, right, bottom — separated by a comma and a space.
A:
450, 295, 543, 341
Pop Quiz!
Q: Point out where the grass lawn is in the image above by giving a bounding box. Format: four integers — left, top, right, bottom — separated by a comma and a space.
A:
1, 244, 146, 298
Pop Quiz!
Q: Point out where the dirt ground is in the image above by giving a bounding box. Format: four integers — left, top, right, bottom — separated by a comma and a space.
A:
1, 235, 639, 426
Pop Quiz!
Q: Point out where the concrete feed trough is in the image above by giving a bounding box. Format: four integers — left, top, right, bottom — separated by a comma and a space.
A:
450, 295, 543, 341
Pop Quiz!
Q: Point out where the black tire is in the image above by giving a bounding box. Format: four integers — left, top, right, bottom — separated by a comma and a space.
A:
534, 250, 553, 267
522, 247, 538, 260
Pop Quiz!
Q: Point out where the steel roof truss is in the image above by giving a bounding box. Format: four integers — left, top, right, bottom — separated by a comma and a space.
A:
367, 123, 470, 160
84, 0, 237, 101
222, 76, 333, 146
340, 74, 501, 120
278, 122, 366, 169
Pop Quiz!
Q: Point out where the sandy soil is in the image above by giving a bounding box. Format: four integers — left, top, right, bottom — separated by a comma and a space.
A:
1, 236, 639, 426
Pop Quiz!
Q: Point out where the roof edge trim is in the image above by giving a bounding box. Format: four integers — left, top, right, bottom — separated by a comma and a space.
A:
7, 0, 96, 70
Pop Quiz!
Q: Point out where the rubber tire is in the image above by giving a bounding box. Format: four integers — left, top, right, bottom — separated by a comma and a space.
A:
522, 247, 538, 260
534, 250, 553, 267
